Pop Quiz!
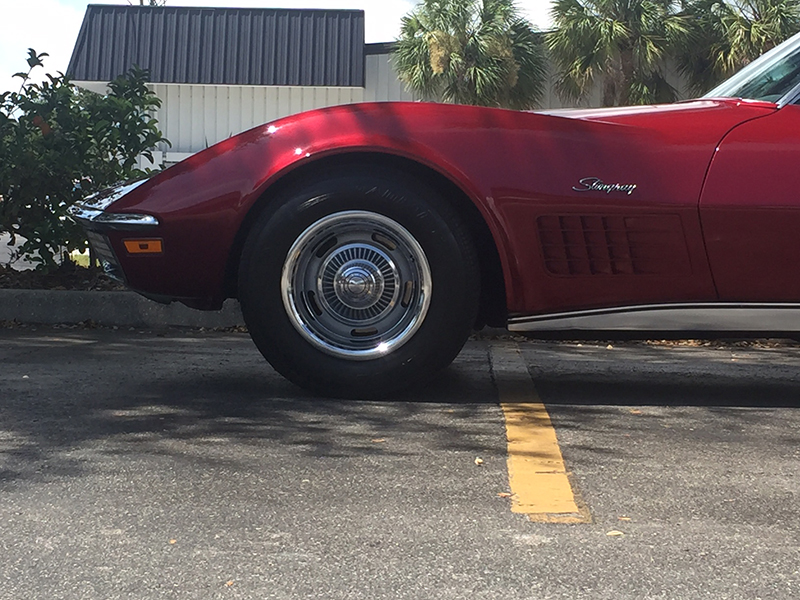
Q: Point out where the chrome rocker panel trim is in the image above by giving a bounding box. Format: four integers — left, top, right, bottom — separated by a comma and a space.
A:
508, 303, 800, 333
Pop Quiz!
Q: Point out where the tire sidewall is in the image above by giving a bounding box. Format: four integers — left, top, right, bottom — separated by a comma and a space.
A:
239, 169, 478, 396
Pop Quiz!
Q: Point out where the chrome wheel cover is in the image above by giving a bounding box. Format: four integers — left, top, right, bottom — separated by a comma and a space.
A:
281, 210, 432, 360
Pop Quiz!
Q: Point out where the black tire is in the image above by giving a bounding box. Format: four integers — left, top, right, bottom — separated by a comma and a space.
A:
238, 166, 480, 398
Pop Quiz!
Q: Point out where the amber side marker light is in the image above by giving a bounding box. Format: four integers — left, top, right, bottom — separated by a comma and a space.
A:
123, 239, 164, 255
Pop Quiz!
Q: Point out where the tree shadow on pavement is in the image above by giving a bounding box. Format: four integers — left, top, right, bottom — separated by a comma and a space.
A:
0, 328, 504, 486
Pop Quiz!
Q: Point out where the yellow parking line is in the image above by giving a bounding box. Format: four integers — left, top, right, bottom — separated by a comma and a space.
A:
491, 343, 590, 524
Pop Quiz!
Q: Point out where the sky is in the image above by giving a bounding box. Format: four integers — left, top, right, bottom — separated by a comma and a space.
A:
0, 0, 554, 95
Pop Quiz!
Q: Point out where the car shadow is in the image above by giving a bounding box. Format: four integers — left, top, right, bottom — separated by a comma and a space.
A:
522, 339, 800, 408
516, 340, 800, 447
2, 329, 800, 486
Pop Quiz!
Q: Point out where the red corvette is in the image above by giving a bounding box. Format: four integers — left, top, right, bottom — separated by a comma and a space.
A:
72, 32, 800, 397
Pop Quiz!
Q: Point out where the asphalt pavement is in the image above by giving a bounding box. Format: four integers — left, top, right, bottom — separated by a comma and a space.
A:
1, 326, 799, 599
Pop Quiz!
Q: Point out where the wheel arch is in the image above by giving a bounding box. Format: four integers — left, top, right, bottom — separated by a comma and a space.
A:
224, 152, 509, 328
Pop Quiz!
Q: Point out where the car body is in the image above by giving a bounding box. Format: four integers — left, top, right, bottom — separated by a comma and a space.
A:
71, 31, 800, 397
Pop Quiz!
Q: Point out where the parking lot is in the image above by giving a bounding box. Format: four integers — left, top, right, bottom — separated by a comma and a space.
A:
1, 326, 799, 599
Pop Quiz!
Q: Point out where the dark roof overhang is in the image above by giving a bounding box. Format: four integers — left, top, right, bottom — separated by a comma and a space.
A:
67, 5, 366, 87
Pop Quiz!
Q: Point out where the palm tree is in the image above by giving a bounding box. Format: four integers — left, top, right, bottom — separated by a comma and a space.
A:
548, 0, 690, 106
393, 0, 548, 109
677, 0, 800, 95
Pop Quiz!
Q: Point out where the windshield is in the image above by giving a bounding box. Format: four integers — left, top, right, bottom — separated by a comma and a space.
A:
705, 30, 800, 103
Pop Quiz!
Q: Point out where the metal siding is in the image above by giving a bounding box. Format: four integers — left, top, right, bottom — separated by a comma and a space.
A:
209, 89, 218, 144
146, 51, 422, 159
68, 5, 365, 87
276, 13, 289, 85
363, 54, 378, 103
238, 13, 252, 86
150, 83, 366, 156
363, 54, 416, 103
230, 86, 243, 139
340, 15, 353, 87
300, 13, 313, 86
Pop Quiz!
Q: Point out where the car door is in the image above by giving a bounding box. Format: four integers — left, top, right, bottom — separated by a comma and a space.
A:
700, 103, 800, 302
489, 102, 757, 316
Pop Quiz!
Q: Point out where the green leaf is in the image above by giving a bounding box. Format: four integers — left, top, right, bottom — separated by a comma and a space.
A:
25, 48, 48, 69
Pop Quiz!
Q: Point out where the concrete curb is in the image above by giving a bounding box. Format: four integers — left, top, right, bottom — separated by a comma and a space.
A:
0, 289, 244, 329
0, 288, 512, 336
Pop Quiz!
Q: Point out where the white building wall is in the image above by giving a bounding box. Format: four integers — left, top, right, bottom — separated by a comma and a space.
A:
364, 52, 417, 103
149, 84, 366, 163
145, 53, 417, 165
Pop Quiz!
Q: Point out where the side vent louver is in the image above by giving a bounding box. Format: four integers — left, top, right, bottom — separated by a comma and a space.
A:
537, 215, 691, 277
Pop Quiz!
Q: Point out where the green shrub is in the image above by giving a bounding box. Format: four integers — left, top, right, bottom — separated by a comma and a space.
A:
0, 49, 169, 270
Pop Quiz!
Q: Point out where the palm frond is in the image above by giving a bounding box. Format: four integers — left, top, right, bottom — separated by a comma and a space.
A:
393, 0, 547, 109
550, 0, 694, 105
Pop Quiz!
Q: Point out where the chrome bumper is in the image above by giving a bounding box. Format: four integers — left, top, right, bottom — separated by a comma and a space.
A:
68, 178, 159, 230
68, 180, 161, 282
69, 205, 159, 229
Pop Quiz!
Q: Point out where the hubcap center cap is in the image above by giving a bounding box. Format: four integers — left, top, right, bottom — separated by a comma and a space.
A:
334, 261, 384, 309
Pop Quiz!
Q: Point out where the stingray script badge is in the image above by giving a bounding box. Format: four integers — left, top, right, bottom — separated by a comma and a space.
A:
573, 177, 637, 195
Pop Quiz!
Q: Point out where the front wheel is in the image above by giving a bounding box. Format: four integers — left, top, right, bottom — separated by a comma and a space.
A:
238, 168, 480, 398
